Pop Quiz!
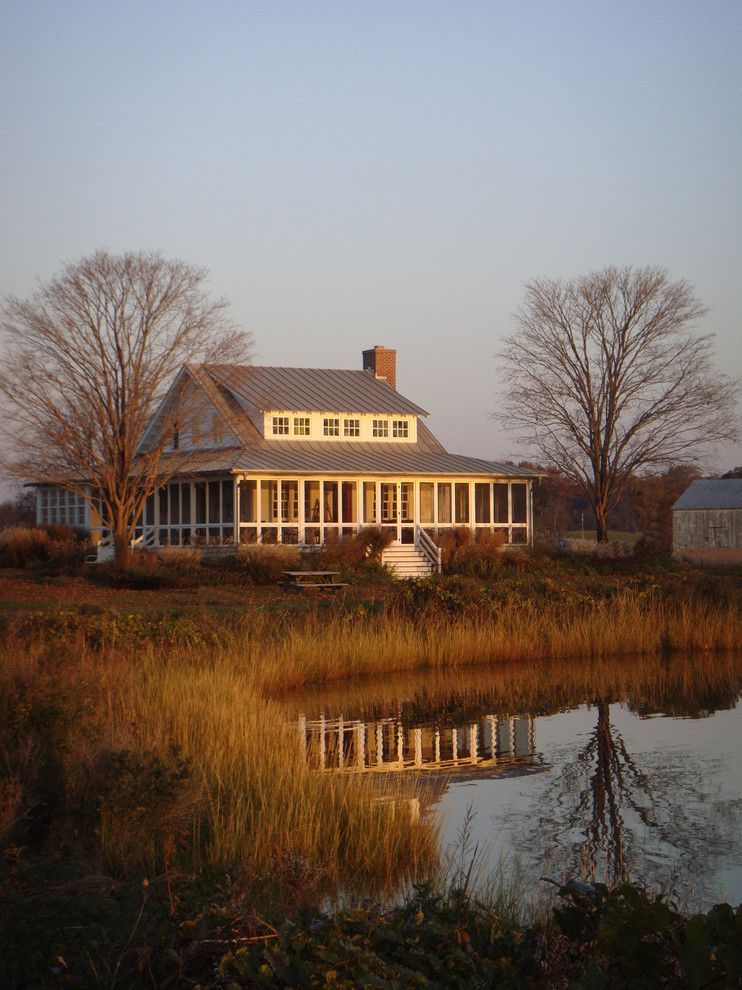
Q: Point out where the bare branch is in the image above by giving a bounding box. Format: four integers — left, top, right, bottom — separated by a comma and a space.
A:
0, 250, 252, 564
497, 265, 739, 540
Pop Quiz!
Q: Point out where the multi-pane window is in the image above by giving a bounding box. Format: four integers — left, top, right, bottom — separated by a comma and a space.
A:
212, 416, 223, 445
38, 487, 87, 528
323, 417, 340, 436
272, 416, 289, 435
293, 416, 310, 436
392, 419, 408, 438
343, 418, 360, 437
372, 419, 389, 438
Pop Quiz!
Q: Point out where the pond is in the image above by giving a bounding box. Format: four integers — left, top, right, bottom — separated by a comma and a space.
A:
283, 654, 742, 909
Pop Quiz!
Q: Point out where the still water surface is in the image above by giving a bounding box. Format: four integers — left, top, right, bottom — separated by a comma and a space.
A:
286, 656, 742, 908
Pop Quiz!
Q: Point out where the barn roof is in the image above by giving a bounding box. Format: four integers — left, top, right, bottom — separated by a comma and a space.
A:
672, 479, 742, 511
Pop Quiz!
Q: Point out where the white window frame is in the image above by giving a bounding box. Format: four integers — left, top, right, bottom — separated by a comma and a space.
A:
272, 416, 290, 436
392, 419, 408, 438
293, 416, 310, 436
372, 418, 389, 438
343, 418, 360, 437
322, 417, 340, 437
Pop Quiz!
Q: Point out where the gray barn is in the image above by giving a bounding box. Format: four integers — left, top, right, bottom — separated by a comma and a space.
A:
672, 479, 742, 563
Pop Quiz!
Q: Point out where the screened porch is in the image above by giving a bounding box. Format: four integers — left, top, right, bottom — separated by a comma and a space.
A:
130, 474, 533, 547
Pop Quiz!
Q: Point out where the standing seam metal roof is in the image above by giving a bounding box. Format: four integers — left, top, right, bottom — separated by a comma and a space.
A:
672, 479, 742, 510
206, 365, 428, 416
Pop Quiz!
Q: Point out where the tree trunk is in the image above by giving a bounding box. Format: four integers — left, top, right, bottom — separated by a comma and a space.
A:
113, 526, 130, 569
594, 504, 609, 543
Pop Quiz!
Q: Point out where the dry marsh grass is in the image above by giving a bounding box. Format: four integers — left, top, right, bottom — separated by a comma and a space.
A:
0, 642, 438, 904
232, 593, 741, 695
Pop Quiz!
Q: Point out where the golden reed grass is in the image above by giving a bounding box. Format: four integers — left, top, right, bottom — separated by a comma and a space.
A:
234, 593, 740, 695
0, 642, 438, 898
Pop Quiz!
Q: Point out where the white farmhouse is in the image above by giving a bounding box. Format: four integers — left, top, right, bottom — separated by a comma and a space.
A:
36, 346, 539, 576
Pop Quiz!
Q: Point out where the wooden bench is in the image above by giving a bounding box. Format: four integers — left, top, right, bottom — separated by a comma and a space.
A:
282, 570, 349, 593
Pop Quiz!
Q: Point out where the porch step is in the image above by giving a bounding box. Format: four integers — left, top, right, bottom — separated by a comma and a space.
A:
382, 543, 434, 579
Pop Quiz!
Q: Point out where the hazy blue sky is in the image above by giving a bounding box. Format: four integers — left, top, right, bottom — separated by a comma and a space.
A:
2, 0, 740, 471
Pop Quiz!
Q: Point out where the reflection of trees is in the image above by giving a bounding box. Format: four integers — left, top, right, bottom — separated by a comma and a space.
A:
573, 701, 655, 885
534, 698, 740, 895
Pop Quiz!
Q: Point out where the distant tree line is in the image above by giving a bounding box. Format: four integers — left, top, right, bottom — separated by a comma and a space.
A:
521, 462, 738, 550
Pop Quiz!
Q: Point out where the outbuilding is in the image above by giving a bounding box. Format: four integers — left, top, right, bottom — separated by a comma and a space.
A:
672, 479, 742, 564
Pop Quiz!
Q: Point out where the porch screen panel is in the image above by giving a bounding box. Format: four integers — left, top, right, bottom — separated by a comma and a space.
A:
208, 482, 220, 524
221, 480, 234, 524
323, 482, 339, 523
380, 483, 397, 522
493, 484, 508, 523
437, 483, 452, 523
194, 487, 205, 528
282, 481, 299, 522
159, 487, 168, 525
341, 482, 356, 523
511, 484, 527, 523
239, 481, 257, 522
261, 481, 278, 523
362, 482, 376, 524
419, 483, 434, 524
401, 482, 414, 523
305, 481, 321, 522
474, 483, 490, 523
181, 484, 191, 524
454, 483, 469, 524
168, 484, 180, 525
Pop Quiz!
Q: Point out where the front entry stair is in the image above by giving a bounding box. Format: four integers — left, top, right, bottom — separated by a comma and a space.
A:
382, 542, 434, 579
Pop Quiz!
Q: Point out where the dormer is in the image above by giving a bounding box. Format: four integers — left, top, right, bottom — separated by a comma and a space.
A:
262, 410, 418, 442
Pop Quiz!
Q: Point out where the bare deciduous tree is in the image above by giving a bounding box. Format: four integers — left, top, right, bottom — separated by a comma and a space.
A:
0, 250, 251, 565
499, 266, 738, 541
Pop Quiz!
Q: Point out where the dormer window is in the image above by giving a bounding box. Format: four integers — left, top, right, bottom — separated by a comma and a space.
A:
272, 416, 289, 435
392, 419, 408, 438
323, 417, 340, 437
343, 418, 360, 437
212, 416, 223, 445
294, 416, 310, 436
172, 423, 180, 450
372, 419, 389, 438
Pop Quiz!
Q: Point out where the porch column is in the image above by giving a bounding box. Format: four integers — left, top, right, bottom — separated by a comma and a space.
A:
375, 480, 381, 527
469, 480, 475, 541
356, 477, 363, 533
256, 479, 262, 542
319, 478, 324, 544
528, 481, 535, 546
433, 480, 438, 536
154, 484, 160, 546
277, 479, 282, 543
489, 482, 494, 537
298, 480, 305, 544
396, 481, 402, 542
233, 474, 241, 545
507, 482, 513, 544
488, 715, 498, 762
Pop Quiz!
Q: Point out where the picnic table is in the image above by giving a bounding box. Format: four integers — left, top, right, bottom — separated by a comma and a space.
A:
282, 570, 349, 592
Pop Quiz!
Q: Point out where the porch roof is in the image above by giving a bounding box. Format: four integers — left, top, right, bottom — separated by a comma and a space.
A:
158, 443, 540, 479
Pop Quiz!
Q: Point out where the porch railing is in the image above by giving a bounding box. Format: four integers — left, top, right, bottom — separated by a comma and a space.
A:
415, 525, 442, 574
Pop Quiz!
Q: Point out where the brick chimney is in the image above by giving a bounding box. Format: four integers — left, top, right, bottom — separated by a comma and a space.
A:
362, 345, 397, 390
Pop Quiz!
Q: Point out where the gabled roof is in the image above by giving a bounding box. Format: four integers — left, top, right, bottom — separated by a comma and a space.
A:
148, 362, 539, 480
206, 365, 428, 417
672, 479, 742, 511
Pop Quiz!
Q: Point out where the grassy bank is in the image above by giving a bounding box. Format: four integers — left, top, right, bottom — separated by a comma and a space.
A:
2, 547, 741, 986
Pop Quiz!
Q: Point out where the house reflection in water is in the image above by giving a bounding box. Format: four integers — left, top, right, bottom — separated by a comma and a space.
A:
299, 713, 536, 774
